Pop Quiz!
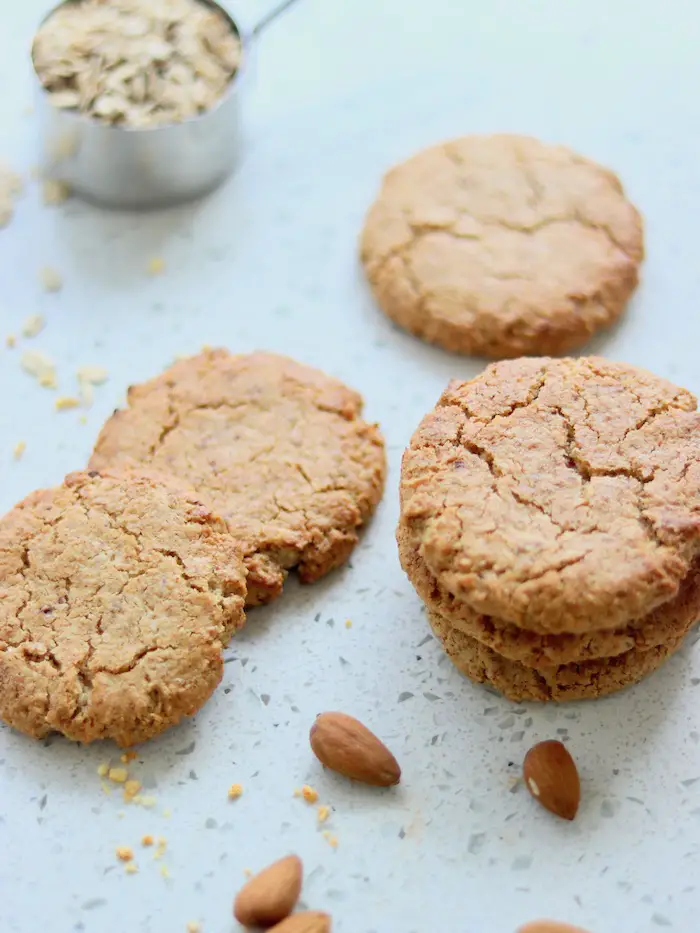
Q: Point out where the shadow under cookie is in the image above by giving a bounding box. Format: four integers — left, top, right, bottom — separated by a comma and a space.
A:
427, 606, 698, 703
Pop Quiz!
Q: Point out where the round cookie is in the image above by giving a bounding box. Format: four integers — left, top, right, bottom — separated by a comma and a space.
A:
89, 350, 386, 606
400, 357, 700, 635
361, 134, 644, 358
399, 528, 700, 665
427, 606, 697, 702
0, 470, 247, 745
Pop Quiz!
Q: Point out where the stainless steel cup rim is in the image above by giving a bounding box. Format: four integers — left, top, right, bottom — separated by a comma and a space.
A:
30, 0, 293, 135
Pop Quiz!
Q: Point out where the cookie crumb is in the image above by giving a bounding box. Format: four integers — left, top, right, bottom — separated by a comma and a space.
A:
124, 780, 142, 801
139, 796, 157, 809
42, 179, 70, 205
227, 783, 243, 800
116, 846, 133, 862
322, 831, 339, 849
302, 785, 318, 804
141, 835, 154, 847
121, 750, 138, 764
317, 805, 331, 824
125, 863, 138, 875
148, 257, 165, 276
55, 396, 81, 411
345, 619, 352, 629
0, 164, 23, 228
21, 314, 46, 338
39, 266, 63, 292
21, 350, 57, 388
5, 334, 16, 348
186, 923, 201, 933
154, 837, 167, 860
108, 767, 128, 784
12, 441, 26, 461
77, 364, 109, 407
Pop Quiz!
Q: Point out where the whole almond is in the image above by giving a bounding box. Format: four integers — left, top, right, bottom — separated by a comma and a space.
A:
523, 740, 580, 821
517, 921, 591, 933
268, 912, 332, 933
233, 854, 303, 927
310, 712, 401, 786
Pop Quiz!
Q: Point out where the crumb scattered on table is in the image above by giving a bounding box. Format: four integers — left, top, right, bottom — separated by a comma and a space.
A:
116, 846, 134, 862
55, 396, 81, 411
108, 766, 128, 784
148, 257, 165, 275
12, 441, 26, 461
227, 783, 243, 800
21, 350, 57, 388
322, 831, 339, 849
42, 178, 70, 205
21, 314, 45, 338
302, 784, 319, 804
39, 266, 63, 292
125, 862, 138, 875
142, 835, 154, 847
317, 805, 331, 824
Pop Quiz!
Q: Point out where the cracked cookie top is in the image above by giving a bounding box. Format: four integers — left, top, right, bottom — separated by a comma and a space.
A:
399, 357, 700, 634
0, 469, 247, 745
89, 350, 387, 606
361, 134, 644, 359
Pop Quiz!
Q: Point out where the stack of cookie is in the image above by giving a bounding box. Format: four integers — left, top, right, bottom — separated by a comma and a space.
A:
398, 357, 700, 702
0, 350, 386, 745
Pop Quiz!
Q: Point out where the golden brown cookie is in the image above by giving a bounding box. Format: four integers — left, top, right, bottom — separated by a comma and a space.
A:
400, 357, 700, 635
399, 529, 700, 665
427, 605, 696, 702
361, 134, 644, 358
89, 350, 386, 606
0, 469, 247, 745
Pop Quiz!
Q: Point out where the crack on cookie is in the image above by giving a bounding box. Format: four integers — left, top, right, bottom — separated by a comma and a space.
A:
0, 473, 244, 742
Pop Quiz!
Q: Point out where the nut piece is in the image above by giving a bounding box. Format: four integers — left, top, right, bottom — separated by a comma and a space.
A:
517, 921, 591, 933
233, 854, 303, 928
310, 712, 401, 787
523, 740, 580, 821
268, 912, 332, 933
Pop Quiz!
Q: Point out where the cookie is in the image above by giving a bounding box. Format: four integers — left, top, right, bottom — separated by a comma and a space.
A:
427, 606, 697, 702
399, 357, 700, 635
399, 528, 700, 665
0, 469, 247, 745
89, 350, 386, 606
361, 134, 644, 358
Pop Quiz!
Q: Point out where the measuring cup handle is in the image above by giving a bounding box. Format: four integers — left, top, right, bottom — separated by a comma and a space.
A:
250, 0, 302, 39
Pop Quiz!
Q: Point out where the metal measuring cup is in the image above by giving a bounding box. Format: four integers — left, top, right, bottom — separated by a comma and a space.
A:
32, 0, 300, 209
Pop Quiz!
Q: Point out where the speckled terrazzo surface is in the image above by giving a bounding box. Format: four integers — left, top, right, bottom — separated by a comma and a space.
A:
2, 1, 700, 931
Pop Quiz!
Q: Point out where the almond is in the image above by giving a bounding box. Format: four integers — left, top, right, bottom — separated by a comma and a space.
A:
233, 854, 303, 928
268, 912, 332, 933
517, 921, 591, 933
523, 740, 580, 821
310, 712, 401, 787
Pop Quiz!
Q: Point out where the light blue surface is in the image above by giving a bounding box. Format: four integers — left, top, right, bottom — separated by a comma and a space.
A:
1, 2, 700, 931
